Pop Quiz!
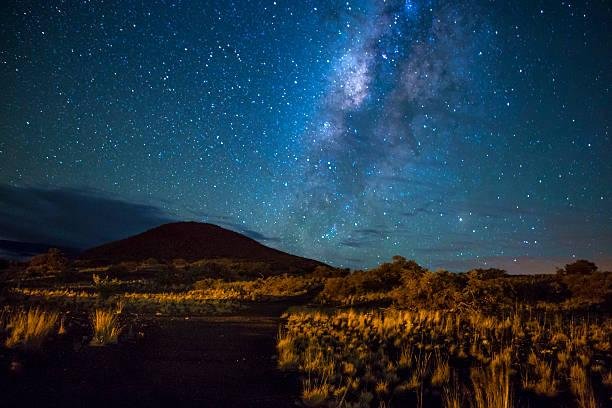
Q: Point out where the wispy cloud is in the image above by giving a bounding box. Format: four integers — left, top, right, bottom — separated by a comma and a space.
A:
0, 184, 173, 249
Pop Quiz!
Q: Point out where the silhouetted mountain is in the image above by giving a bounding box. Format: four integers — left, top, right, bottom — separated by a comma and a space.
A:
79, 222, 324, 273
0, 239, 80, 260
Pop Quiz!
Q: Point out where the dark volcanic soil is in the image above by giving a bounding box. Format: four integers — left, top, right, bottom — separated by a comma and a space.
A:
1, 304, 300, 407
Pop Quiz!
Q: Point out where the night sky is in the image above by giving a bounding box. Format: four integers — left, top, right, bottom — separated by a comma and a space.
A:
1, 0, 611, 273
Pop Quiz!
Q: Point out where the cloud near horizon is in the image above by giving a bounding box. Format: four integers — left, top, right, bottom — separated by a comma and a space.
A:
0, 184, 282, 258
0, 184, 174, 249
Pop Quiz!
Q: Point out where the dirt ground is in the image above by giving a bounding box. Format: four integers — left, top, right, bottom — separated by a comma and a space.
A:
1, 303, 300, 407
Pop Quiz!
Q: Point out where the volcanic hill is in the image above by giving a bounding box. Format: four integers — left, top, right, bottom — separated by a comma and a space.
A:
79, 222, 323, 273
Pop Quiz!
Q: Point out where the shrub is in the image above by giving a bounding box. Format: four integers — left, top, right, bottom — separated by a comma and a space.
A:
142, 258, 161, 267
561, 271, 611, 310
467, 268, 507, 280
26, 248, 70, 276
559, 259, 598, 275
192, 275, 318, 301
172, 258, 188, 269
92, 274, 122, 300
154, 268, 178, 286
308, 265, 349, 279
318, 257, 424, 304
189, 258, 272, 279
105, 263, 130, 278
464, 277, 516, 312
393, 270, 464, 310
315, 258, 611, 312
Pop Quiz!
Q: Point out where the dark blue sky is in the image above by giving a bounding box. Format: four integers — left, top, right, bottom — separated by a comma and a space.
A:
1, 0, 610, 273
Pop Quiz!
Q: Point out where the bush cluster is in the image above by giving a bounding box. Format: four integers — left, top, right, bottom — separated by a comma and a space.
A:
318, 258, 611, 313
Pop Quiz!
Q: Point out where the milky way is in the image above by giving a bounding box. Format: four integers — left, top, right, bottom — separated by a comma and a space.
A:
1, 0, 611, 272
284, 1, 501, 264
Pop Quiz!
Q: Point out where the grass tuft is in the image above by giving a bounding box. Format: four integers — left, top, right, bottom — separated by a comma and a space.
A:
5, 308, 59, 351
90, 308, 122, 346
301, 377, 330, 407
569, 363, 598, 408
471, 349, 513, 408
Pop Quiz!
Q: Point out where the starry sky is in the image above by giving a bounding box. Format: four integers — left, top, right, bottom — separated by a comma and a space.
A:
1, 0, 611, 273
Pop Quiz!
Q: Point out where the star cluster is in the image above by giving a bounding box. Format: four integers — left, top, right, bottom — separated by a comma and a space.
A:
1, 1, 610, 272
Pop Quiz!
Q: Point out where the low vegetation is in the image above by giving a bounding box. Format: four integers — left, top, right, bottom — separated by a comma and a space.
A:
1, 252, 610, 407
90, 307, 122, 346
317, 256, 610, 312
273, 256, 611, 408
3, 307, 59, 351
277, 308, 610, 407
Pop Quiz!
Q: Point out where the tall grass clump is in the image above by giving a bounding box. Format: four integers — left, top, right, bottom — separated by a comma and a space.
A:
570, 363, 598, 408
442, 373, 465, 408
90, 308, 122, 346
471, 349, 513, 408
277, 329, 298, 370
301, 376, 331, 407
5, 308, 59, 351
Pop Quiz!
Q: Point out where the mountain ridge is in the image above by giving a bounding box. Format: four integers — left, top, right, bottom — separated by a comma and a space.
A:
79, 221, 324, 273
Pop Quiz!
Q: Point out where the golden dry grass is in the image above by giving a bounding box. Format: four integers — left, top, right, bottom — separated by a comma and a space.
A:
570, 363, 598, 408
90, 308, 122, 346
5, 308, 59, 351
301, 377, 331, 407
11, 274, 317, 315
471, 349, 513, 408
277, 308, 608, 407
10, 287, 238, 315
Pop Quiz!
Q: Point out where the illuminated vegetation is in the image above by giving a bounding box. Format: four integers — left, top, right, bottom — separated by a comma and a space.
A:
90, 307, 122, 346
1, 255, 610, 406
277, 308, 610, 407
4, 308, 59, 351
8, 271, 321, 315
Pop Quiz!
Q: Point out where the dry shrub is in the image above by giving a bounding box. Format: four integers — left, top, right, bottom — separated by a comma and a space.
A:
90, 308, 122, 346
5, 308, 59, 351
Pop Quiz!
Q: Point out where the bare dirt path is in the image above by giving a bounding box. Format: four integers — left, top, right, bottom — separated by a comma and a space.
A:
2, 303, 300, 407
138, 309, 300, 407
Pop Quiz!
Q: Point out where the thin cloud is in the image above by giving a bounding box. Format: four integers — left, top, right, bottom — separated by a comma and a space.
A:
0, 184, 173, 249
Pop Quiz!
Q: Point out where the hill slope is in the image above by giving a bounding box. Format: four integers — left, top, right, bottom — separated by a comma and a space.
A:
79, 222, 323, 272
